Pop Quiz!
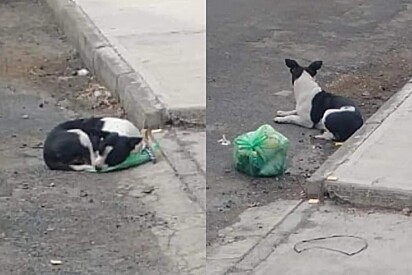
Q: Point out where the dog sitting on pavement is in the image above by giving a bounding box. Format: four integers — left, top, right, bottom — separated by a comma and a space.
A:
274, 59, 364, 142
43, 117, 152, 171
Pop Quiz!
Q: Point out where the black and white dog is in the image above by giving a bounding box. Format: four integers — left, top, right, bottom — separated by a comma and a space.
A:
43, 117, 145, 171
274, 59, 363, 142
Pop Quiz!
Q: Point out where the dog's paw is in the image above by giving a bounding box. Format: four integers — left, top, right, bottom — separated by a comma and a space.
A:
314, 132, 334, 140
277, 110, 286, 117
274, 117, 284, 123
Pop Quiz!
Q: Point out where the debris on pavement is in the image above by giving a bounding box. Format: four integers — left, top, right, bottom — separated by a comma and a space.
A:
308, 198, 320, 204
402, 207, 411, 216
335, 142, 344, 146
248, 202, 261, 208
21, 114, 29, 119
75, 82, 122, 113
274, 90, 292, 97
326, 175, 338, 181
217, 134, 231, 146
50, 259, 63, 265
76, 68, 89, 76
142, 186, 155, 194
293, 235, 368, 256
79, 190, 88, 197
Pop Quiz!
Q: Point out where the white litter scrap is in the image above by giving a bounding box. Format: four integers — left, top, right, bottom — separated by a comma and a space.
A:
308, 198, 320, 204
50, 260, 62, 265
218, 135, 231, 146
77, 68, 89, 76
326, 175, 338, 181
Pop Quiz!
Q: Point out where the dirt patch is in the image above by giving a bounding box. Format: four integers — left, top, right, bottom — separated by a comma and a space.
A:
0, 0, 124, 118
325, 49, 412, 119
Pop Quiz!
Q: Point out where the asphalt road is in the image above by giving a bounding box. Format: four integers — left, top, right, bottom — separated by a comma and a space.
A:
207, 0, 412, 244
0, 1, 176, 274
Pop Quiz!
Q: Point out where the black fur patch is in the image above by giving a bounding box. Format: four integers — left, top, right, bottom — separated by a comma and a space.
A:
310, 90, 360, 127
324, 111, 363, 142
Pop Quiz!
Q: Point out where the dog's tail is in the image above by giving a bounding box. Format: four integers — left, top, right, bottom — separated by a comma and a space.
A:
142, 128, 162, 160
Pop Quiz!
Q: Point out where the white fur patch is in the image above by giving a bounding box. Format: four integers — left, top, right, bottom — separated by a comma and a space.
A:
101, 117, 141, 138
315, 131, 334, 140
319, 105, 356, 129
69, 164, 95, 171
290, 71, 322, 125
94, 145, 113, 169
67, 129, 96, 165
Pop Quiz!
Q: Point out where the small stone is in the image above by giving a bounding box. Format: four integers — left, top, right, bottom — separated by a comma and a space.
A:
79, 190, 88, 197
22, 114, 29, 119
49, 182, 55, 187
142, 186, 155, 194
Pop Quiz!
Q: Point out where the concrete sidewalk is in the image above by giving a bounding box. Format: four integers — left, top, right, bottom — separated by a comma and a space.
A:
308, 79, 412, 209
208, 201, 412, 275
251, 203, 412, 275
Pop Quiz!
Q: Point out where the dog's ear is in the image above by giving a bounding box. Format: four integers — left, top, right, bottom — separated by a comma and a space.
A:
285, 59, 299, 69
308, 60, 323, 71
128, 137, 142, 148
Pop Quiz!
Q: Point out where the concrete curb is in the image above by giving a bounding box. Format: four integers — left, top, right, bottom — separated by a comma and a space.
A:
207, 200, 305, 275
44, 0, 170, 128
306, 79, 412, 208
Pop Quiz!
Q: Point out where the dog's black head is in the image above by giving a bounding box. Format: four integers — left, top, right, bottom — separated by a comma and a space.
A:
96, 133, 142, 168
285, 59, 323, 84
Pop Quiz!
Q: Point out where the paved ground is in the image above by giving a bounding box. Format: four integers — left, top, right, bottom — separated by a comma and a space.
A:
207, 0, 412, 244
0, 1, 205, 274
208, 201, 412, 275
73, 0, 206, 121
251, 203, 411, 275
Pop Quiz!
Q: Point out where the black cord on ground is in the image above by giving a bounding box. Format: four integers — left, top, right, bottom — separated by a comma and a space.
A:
293, 234, 368, 256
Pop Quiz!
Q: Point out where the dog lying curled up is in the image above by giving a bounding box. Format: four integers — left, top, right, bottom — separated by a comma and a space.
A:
274, 59, 364, 142
43, 117, 145, 171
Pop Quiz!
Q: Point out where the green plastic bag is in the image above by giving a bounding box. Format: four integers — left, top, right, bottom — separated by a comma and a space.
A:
233, 124, 289, 177
86, 142, 160, 173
